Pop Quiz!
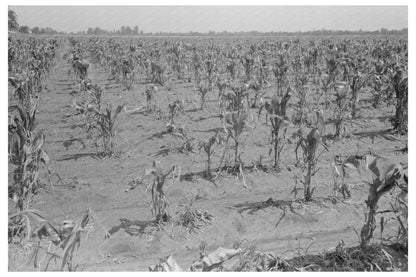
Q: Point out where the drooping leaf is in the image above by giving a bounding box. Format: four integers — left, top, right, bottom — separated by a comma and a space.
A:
366, 154, 380, 178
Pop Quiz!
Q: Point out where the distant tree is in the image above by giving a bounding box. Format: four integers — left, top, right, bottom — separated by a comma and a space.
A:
40, 27, 58, 35
87, 27, 94, 35
8, 10, 19, 31
120, 26, 126, 35
94, 27, 102, 35
125, 26, 133, 35
133, 26, 139, 35
18, 25, 30, 33
32, 26, 40, 34
380, 28, 389, 34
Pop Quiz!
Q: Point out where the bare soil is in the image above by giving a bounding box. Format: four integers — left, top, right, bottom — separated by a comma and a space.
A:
8, 45, 408, 271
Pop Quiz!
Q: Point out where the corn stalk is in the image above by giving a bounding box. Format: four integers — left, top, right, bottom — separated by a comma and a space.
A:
360, 157, 404, 248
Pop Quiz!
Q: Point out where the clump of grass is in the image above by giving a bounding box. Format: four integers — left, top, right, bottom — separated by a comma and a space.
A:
175, 200, 214, 234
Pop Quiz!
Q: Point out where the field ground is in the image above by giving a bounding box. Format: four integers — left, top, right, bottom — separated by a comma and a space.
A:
8, 42, 408, 271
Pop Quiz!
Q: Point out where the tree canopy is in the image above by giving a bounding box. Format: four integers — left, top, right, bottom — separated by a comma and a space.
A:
8, 10, 19, 31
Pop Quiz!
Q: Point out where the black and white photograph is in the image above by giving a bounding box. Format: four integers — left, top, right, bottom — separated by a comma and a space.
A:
5, 2, 409, 272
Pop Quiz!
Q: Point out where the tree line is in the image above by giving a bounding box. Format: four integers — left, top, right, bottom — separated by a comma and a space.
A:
8, 9, 408, 37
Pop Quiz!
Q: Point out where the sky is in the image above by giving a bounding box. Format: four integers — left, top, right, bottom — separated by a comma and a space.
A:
9, 6, 408, 33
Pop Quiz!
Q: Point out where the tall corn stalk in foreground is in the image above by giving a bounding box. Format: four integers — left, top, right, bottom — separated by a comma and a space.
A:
360, 155, 405, 248
10, 131, 49, 211
8, 104, 49, 240
258, 87, 291, 170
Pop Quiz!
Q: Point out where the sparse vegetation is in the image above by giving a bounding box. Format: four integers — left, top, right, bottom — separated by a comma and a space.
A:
9, 29, 407, 272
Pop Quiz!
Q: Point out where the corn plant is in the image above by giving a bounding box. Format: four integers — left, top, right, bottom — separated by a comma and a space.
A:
216, 77, 228, 112
258, 88, 291, 170
195, 81, 210, 110
294, 111, 325, 201
218, 82, 252, 171
198, 133, 221, 178
143, 84, 157, 112
332, 82, 351, 138
8, 103, 38, 162
88, 103, 124, 157
120, 58, 135, 90
272, 53, 290, 96
222, 82, 250, 112
9, 104, 49, 211
8, 136, 49, 242
8, 72, 38, 109
360, 156, 405, 248
225, 57, 238, 81
390, 67, 408, 134
150, 62, 165, 85
221, 111, 249, 170
325, 54, 339, 83
346, 65, 371, 119
240, 54, 254, 82
144, 161, 180, 223
11, 131, 49, 210
8, 107, 49, 240
170, 43, 184, 80
87, 83, 103, 107
292, 74, 309, 126
204, 52, 217, 91
191, 50, 202, 87
317, 73, 334, 110
166, 99, 183, 132
248, 77, 265, 108
391, 174, 408, 248
11, 208, 109, 271
71, 59, 89, 80
332, 152, 366, 198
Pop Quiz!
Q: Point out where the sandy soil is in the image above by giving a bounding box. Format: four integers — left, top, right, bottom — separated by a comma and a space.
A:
8, 43, 407, 271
